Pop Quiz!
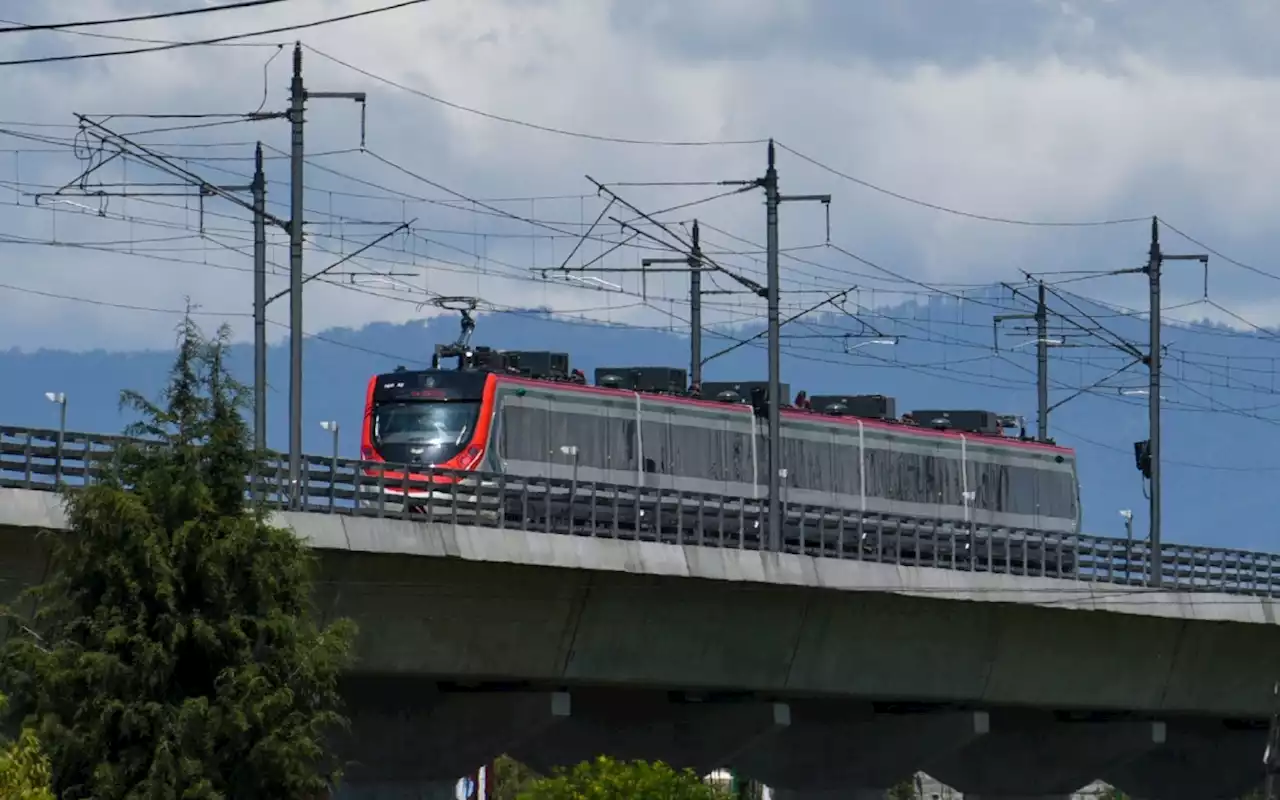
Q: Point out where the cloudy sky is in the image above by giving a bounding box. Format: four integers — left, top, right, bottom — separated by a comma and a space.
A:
2, 0, 1280, 353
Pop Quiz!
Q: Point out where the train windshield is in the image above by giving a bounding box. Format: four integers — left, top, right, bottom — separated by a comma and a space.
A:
371, 400, 479, 466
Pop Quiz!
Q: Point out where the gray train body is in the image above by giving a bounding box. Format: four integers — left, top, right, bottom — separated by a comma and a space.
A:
483, 377, 1082, 535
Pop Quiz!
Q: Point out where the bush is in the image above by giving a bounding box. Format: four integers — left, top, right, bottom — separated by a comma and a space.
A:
517, 756, 727, 800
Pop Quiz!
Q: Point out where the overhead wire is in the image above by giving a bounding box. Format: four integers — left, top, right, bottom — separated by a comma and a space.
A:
8, 115, 1280, 441
302, 43, 768, 148
774, 141, 1151, 228
0, 0, 434, 67
0, 1, 295, 34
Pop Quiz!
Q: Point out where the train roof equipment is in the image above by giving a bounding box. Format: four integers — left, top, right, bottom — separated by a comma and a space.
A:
401, 299, 1057, 449
810, 394, 896, 420
594, 366, 688, 394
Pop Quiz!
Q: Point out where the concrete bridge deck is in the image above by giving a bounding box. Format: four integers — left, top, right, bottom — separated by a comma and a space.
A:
1, 487, 1273, 799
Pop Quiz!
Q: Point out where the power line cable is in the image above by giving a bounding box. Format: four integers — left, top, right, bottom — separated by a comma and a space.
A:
1158, 217, 1280, 284
0, 0, 294, 34
0, 0, 433, 66
303, 43, 769, 148
0, 17, 283, 48
774, 141, 1150, 228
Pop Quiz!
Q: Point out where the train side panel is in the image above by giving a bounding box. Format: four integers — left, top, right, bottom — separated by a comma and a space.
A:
487, 378, 1079, 534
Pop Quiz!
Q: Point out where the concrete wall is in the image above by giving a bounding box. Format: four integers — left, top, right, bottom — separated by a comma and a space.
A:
2, 487, 1278, 718
0, 488, 1274, 798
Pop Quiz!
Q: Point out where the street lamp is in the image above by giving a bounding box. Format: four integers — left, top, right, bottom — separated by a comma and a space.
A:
559, 444, 580, 493
320, 421, 339, 512
1119, 509, 1136, 584
44, 391, 67, 484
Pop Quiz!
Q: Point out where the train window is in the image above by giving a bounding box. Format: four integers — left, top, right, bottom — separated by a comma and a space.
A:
896, 449, 925, 505
1004, 463, 1040, 517
780, 434, 802, 488
726, 429, 752, 485
547, 406, 574, 464
641, 409, 671, 475
586, 411, 612, 470
863, 447, 887, 501
550, 406, 609, 471
706, 423, 727, 483
776, 431, 828, 494
605, 406, 637, 474
929, 449, 963, 507
1037, 467, 1076, 519
669, 422, 721, 482
920, 453, 942, 507
829, 433, 860, 496
969, 459, 1004, 513
501, 402, 550, 464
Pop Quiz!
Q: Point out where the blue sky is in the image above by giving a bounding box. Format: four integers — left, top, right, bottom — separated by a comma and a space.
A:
2, 1, 1280, 550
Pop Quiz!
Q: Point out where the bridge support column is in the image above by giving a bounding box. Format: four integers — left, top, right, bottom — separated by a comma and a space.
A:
339, 677, 570, 784
733, 702, 988, 793
513, 689, 790, 774
924, 711, 1165, 798
1103, 720, 1266, 800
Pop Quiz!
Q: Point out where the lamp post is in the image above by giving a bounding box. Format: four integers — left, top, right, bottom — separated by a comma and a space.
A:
44, 391, 67, 484
320, 420, 339, 511
1120, 509, 1135, 584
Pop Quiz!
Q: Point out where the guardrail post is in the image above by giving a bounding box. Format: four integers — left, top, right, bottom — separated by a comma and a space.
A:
328, 453, 337, 513
22, 431, 32, 488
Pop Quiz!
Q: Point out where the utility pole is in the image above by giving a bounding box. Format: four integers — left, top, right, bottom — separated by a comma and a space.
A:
690, 220, 703, 386
1146, 219, 1163, 589
757, 139, 830, 552
636, 219, 706, 386
284, 42, 366, 508
253, 143, 267, 458
763, 144, 782, 553
993, 281, 1053, 442
1142, 217, 1207, 588
287, 44, 305, 508
1036, 281, 1049, 443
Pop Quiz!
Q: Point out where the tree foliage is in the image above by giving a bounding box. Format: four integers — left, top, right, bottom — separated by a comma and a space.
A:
517, 756, 727, 800
489, 755, 543, 800
1, 316, 357, 800
0, 693, 54, 800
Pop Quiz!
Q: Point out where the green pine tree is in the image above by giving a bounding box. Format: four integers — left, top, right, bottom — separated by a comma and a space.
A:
1, 316, 357, 800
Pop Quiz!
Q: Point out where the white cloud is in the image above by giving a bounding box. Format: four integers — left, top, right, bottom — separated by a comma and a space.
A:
2, 0, 1280, 353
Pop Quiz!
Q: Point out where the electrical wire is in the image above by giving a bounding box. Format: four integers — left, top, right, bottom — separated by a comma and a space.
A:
0, 17, 284, 48
0, 0, 294, 34
1159, 217, 1280, 285
0, 0, 434, 66
774, 141, 1151, 228
303, 43, 769, 148
9, 126, 1280, 442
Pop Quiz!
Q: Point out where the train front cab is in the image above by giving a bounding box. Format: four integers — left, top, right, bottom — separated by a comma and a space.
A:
358, 369, 498, 513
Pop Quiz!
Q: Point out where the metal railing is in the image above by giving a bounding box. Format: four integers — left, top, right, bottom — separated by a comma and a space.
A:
3, 425, 1279, 597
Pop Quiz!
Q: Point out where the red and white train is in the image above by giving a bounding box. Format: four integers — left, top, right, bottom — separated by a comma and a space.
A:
360, 345, 1081, 535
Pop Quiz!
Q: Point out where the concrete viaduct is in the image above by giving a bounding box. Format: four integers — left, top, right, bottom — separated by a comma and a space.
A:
0, 487, 1274, 799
